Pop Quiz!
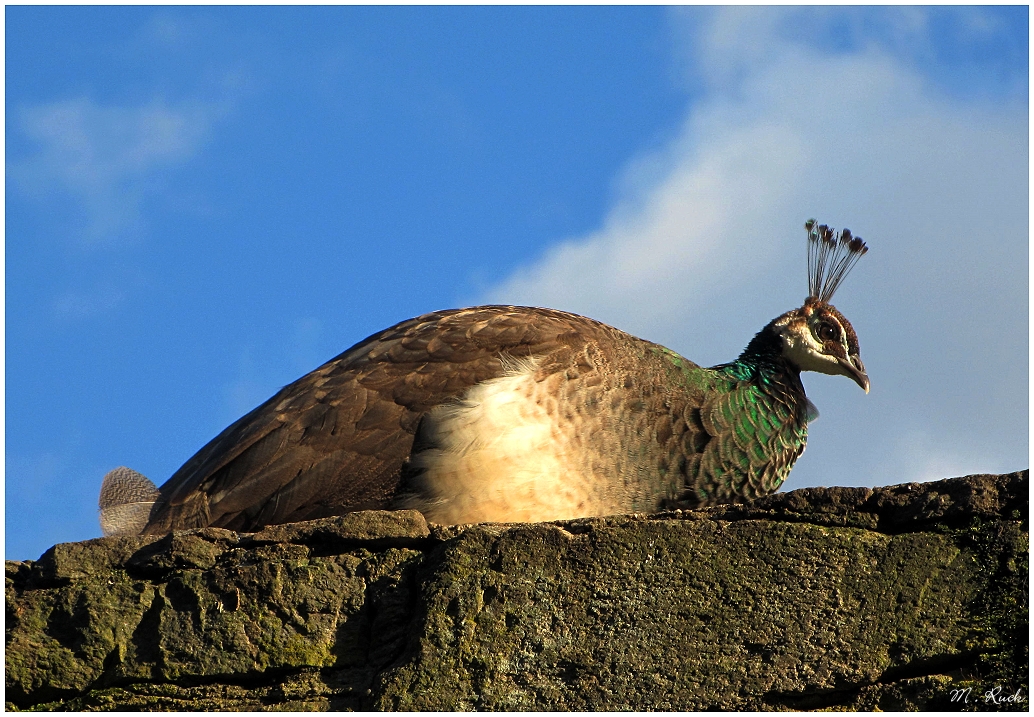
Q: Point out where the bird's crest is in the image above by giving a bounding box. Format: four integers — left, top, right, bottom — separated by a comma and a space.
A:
805, 219, 868, 302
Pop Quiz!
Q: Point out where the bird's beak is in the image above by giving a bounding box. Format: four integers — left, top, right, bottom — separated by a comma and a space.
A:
839, 355, 870, 393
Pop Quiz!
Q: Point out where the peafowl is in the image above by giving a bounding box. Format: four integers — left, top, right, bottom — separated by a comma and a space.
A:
100, 219, 868, 535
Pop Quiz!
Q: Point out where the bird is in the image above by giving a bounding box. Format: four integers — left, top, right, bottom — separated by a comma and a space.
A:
99, 219, 868, 536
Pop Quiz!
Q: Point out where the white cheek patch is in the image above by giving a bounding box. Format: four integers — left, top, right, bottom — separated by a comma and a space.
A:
781, 332, 842, 376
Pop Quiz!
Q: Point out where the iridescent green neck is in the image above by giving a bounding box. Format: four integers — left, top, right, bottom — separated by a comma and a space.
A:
717, 322, 796, 384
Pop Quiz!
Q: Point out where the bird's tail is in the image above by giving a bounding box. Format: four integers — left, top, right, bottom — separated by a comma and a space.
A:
99, 466, 159, 536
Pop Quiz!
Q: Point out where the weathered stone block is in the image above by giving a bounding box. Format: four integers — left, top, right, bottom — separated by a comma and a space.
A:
5, 472, 1027, 711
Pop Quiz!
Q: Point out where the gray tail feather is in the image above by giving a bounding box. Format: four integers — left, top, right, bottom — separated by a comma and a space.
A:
99, 466, 159, 537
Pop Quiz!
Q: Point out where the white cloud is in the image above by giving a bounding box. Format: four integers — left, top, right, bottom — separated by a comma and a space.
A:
485, 7, 1027, 489
9, 97, 223, 244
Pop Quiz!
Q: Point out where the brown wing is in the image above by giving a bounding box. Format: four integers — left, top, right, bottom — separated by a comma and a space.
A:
143, 305, 618, 533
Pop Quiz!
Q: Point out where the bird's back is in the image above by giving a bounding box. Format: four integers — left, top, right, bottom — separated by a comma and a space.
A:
143, 306, 682, 531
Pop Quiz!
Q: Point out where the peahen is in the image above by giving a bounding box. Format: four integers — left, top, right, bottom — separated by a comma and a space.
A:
100, 220, 869, 535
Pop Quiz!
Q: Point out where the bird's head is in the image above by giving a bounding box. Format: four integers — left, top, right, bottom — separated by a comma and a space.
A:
770, 219, 870, 392
772, 297, 868, 392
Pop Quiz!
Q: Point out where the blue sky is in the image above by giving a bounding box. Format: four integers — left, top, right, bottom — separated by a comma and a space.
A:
5, 6, 1028, 561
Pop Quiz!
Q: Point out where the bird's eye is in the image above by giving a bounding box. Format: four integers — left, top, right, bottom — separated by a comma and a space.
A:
816, 323, 839, 342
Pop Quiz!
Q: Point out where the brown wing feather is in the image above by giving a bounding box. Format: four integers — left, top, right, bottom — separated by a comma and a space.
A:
144, 306, 620, 533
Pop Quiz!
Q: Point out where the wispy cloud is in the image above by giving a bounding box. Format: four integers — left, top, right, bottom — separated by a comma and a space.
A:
485, 7, 1027, 488
9, 97, 225, 244
52, 287, 127, 320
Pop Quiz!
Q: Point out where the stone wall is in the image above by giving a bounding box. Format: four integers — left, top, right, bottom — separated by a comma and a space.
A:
5, 471, 1028, 711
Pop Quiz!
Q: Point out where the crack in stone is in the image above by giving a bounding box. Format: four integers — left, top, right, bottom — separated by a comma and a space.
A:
762, 650, 982, 709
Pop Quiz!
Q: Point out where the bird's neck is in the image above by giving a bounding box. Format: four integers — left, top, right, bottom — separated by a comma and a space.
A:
720, 322, 801, 387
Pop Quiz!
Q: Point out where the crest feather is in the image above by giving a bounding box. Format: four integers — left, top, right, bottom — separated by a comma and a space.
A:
805, 219, 868, 302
